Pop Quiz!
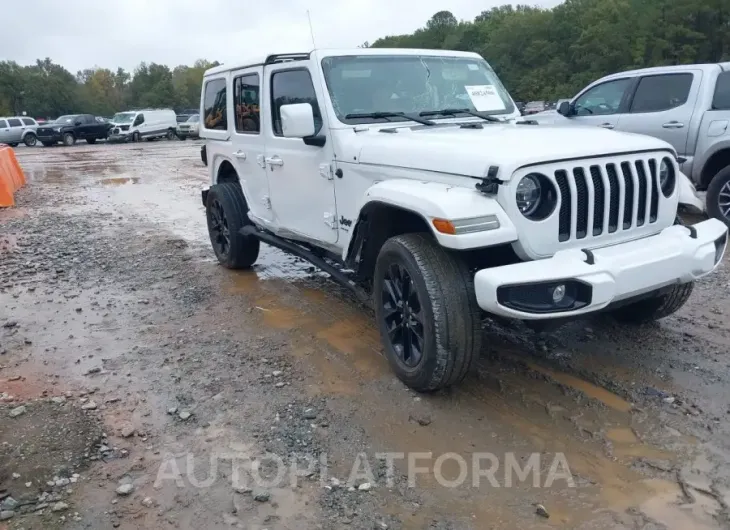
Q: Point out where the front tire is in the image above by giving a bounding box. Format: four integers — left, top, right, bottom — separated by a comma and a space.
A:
24, 133, 37, 147
373, 233, 482, 392
610, 283, 694, 324
205, 182, 260, 269
706, 165, 730, 227
62, 133, 75, 146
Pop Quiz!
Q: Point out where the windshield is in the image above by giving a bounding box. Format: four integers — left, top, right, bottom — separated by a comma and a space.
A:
55, 115, 78, 124
321, 55, 515, 124
187, 115, 200, 123
112, 112, 136, 124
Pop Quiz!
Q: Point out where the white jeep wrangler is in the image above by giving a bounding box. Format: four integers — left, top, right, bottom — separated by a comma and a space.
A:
200, 48, 728, 392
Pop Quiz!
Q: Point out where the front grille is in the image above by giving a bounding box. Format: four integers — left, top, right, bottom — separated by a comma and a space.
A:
37, 129, 52, 136
556, 157, 660, 243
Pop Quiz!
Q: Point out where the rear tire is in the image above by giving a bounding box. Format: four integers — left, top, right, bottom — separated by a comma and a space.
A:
166, 129, 176, 140
373, 233, 482, 392
62, 133, 75, 146
24, 133, 37, 147
132, 131, 141, 142
205, 182, 260, 269
610, 283, 694, 324
86, 138, 97, 144
706, 165, 730, 227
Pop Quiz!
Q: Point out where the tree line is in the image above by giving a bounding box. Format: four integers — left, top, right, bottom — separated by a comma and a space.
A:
0, 59, 218, 119
1, 0, 728, 117
371, 0, 729, 101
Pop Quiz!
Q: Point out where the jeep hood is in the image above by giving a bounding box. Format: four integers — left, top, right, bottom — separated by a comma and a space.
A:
354, 124, 673, 179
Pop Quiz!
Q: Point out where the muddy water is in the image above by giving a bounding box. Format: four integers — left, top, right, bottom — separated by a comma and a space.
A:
6, 141, 729, 529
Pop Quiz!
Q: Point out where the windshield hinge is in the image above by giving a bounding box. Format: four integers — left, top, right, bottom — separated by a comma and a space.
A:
319, 163, 334, 180
476, 165, 501, 194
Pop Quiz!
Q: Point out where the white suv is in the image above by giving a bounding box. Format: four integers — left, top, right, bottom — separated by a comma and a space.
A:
0, 116, 39, 147
199, 48, 728, 392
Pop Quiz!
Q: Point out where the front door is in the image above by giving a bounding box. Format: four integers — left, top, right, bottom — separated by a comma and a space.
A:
6, 118, 23, 143
264, 63, 337, 245
230, 66, 272, 223
0, 120, 10, 143
568, 77, 635, 131
614, 70, 701, 158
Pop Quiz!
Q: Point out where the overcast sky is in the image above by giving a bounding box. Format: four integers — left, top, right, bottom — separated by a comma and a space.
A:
4, 0, 561, 74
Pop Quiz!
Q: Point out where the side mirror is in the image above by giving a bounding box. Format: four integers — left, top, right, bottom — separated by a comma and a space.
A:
280, 103, 315, 138
557, 101, 572, 117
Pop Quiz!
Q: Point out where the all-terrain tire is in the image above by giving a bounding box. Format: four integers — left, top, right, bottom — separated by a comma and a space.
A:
205, 182, 260, 269
86, 138, 97, 144
610, 283, 694, 324
62, 133, 75, 146
706, 165, 730, 227
23, 133, 37, 147
373, 233, 482, 392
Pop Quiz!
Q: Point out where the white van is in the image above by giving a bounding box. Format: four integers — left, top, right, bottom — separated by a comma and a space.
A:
109, 108, 177, 142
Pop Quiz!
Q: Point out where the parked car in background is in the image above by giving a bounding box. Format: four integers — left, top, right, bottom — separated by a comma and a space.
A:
514, 101, 526, 114
176, 109, 199, 124
0, 116, 39, 147
36, 114, 113, 146
523, 101, 546, 114
109, 108, 177, 142
534, 62, 730, 224
176, 114, 200, 140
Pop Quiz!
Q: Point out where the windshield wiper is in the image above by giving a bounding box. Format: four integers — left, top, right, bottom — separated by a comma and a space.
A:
419, 108, 503, 123
344, 111, 435, 126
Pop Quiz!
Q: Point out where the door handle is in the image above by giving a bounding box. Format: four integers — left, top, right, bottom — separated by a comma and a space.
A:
599, 122, 614, 129
234, 150, 246, 160
265, 156, 283, 167
662, 121, 685, 129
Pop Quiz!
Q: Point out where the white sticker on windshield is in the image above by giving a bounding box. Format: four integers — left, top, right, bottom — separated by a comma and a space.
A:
465, 85, 506, 112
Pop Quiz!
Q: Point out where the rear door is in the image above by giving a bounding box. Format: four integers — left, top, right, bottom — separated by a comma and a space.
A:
568, 77, 635, 130
0, 119, 10, 143
230, 66, 272, 222
6, 118, 23, 142
615, 71, 700, 157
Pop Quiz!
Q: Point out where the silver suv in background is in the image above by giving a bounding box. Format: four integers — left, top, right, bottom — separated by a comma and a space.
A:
176, 114, 200, 140
535, 63, 730, 224
0, 116, 39, 147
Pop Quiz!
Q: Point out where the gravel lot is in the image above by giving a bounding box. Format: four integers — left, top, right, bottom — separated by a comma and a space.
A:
1, 140, 730, 529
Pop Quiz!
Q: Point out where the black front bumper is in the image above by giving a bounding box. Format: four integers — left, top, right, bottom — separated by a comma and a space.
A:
36, 131, 62, 142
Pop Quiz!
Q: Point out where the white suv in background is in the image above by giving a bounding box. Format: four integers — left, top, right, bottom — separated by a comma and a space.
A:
0, 116, 39, 147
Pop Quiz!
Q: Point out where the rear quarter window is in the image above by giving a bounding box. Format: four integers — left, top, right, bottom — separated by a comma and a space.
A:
7, 118, 22, 127
203, 78, 227, 131
21, 118, 36, 126
713, 71, 730, 110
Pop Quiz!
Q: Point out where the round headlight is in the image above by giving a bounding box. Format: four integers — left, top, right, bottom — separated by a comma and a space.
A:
659, 157, 676, 197
516, 175, 541, 216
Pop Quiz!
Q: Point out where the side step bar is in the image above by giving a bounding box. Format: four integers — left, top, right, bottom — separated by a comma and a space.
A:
239, 225, 371, 304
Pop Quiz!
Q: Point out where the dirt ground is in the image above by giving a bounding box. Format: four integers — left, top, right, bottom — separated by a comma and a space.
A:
1, 140, 730, 530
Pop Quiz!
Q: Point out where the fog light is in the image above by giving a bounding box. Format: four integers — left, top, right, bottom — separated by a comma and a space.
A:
552, 284, 566, 303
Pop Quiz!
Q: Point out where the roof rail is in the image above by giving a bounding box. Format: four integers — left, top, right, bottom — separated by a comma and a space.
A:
265, 52, 310, 65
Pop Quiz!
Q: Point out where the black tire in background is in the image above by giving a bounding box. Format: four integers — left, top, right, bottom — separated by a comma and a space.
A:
706, 165, 730, 227
23, 133, 37, 147
373, 233, 482, 392
132, 131, 141, 142
8, 143, 19, 147
610, 282, 694, 324
62, 133, 75, 146
166, 129, 176, 140
41, 141, 54, 147
205, 182, 260, 269
86, 138, 97, 144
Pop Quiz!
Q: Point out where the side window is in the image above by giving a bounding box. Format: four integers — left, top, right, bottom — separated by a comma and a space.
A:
7, 118, 22, 127
630, 73, 693, 113
234, 74, 260, 134
573, 78, 632, 116
713, 71, 730, 110
82, 115, 93, 124
203, 78, 227, 131
271, 69, 322, 136
133, 114, 144, 126
21, 118, 35, 126
0, 120, 7, 128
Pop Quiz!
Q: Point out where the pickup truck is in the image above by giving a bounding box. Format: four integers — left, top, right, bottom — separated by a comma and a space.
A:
199, 48, 727, 392
532, 63, 730, 225
36, 114, 113, 146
